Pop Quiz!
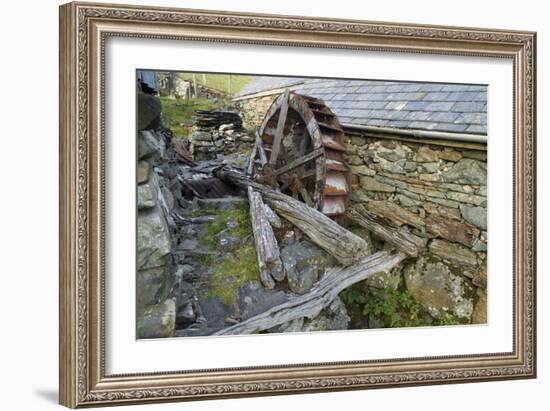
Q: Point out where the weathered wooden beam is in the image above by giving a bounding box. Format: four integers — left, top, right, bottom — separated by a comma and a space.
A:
248, 187, 275, 289
215, 167, 370, 266
259, 194, 285, 282
346, 205, 427, 257
269, 89, 290, 165
248, 187, 285, 287
366, 200, 425, 229
214, 251, 405, 335
262, 203, 282, 229
364, 200, 477, 247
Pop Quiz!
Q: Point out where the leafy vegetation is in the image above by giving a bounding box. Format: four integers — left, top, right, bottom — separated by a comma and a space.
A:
340, 286, 460, 328
192, 203, 260, 306
178, 73, 253, 95
160, 96, 229, 137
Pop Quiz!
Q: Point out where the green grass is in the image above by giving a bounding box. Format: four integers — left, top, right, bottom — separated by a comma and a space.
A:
198, 203, 252, 247
206, 244, 259, 306
160, 96, 229, 137
192, 203, 260, 306
178, 73, 253, 95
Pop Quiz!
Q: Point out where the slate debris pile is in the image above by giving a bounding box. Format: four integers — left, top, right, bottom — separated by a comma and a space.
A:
194, 110, 243, 131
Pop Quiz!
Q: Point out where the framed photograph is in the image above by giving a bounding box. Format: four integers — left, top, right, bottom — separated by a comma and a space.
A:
59, 1, 537, 408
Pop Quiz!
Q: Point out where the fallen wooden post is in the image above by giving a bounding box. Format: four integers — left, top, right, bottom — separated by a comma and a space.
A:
248, 187, 285, 288
366, 200, 425, 229
214, 167, 370, 266
214, 251, 406, 335
346, 205, 427, 257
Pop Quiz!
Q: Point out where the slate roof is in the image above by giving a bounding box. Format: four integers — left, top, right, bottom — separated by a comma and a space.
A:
235, 77, 487, 135
237, 76, 305, 96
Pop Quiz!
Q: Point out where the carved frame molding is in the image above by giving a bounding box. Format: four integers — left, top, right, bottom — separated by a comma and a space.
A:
59, 2, 536, 407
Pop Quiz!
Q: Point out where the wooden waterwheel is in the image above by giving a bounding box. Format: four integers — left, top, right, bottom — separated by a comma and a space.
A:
248, 90, 350, 217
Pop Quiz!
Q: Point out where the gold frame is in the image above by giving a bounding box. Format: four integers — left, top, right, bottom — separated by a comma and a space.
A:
59, 1, 537, 408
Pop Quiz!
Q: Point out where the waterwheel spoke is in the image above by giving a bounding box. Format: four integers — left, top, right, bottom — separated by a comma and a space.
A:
255, 132, 268, 165
274, 147, 324, 176
246, 139, 259, 176
269, 89, 290, 165
300, 187, 314, 207
279, 181, 291, 192
300, 169, 316, 179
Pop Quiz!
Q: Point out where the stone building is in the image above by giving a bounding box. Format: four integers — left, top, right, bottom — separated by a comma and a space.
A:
235, 77, 488, 324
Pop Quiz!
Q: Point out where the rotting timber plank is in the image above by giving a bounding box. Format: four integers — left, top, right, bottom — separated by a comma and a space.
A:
346, 205, 427, 257
215, 167, 370, 266
363, 200, 477, 247
214, 251, 406, 335
262, 203, 282, 228
247, 187, 286, 287
366, 200, 425, 229
248, 187, 275, 289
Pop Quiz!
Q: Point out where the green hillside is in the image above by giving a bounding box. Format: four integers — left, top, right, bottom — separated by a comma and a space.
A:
178, 73, 252, 95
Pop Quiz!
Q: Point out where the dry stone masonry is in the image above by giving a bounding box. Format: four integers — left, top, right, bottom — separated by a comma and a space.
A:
136, 129, 176, 338
190, 110, 253, 160
237, 95, 276, 130
344, 134, 487, 323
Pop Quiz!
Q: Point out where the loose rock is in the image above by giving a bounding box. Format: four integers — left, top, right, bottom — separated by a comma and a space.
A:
404, 257, 474, 321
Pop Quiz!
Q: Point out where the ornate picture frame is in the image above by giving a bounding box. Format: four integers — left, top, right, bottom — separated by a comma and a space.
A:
59, 1, 536, 408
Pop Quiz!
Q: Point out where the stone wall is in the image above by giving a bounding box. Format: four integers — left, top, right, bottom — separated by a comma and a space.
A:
344, 134, 487, 324
136, 130, 177, 338
235, 95, 277, 130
